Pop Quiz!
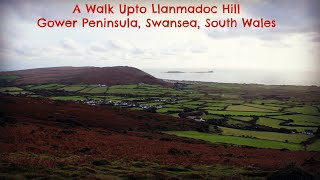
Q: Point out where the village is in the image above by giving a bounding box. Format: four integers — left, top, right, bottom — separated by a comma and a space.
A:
79, 98, 315, 135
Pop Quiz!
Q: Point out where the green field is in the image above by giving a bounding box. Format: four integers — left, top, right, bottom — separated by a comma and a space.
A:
28, 84, 65, 90
212, 100, 245, 104
186, 93, 205, 98
231, 117, 253, 122
49, 96, 87, 101
251, 99, 287, 105
106, 84, 184, 96
87, 87, 108, 93
219, 126, 310, 143
256, 117, 318, 132
264, 103, 291, 108
144, 102, 164, 106
273, 114, 320, 126
226, 105, 275, 112
165, 131, 303, 151
1, 91, 32, 95
227, 119, 251, 127
180, 104, 200, 109
176, 99, 192, 103
221, 94, 240, 99
79, 86, 99, 93
206, 110, 282, 116
59, 85, 87, 92
286, 106, 320, 115
157, 108, 182, 113
107, 88, 155, 95
244, 104, 282, 111
0, 87, 23, 92
205, 103, 231, 107
202, 107, 224, 111
202, 114, 224, 120
51, 84, 188, 95
108, 84, 138, 89
184, 101, 205, 105
0, 87, 31, 95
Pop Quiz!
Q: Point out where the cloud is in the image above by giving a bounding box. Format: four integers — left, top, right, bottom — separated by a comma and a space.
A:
0, 0, 77, 22
15, 47, 34, 57
311, 35, 320, 42
61, 38, 79, 50
204, 0, 320, 42
243, 0, 320, 33
89, 42, 108, 52
107, 39, 135, 51
132, 48, 144, 54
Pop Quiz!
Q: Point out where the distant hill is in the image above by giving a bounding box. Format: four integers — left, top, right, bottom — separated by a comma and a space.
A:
1, 66, 171, 86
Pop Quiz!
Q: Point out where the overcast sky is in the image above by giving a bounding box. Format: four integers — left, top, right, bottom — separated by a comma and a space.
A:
0, 0, 319, 73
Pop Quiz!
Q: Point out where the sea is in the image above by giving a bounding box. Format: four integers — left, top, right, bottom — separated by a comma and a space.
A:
142, 68, 320, 86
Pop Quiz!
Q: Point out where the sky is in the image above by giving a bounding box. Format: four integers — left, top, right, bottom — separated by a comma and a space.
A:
0, 0, 319, 74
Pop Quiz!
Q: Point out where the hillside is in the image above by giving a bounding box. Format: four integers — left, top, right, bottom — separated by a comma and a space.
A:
1, 66, 170, 86
0, 96, 202, 132
1, 96, 319, 179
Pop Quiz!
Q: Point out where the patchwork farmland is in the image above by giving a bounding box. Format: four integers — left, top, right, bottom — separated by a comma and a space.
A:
1, 78, 319, 152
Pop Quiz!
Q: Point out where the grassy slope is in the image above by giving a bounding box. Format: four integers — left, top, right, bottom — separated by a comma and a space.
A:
165, 131, 303, 151
274, 115, 320, 126
226, 105, 275, 112
219, 126, 310, 144
256, 117, 318, 132
286, 106, 320, 115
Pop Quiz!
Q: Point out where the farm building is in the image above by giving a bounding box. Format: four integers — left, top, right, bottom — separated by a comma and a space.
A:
302, 130, 314, 135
